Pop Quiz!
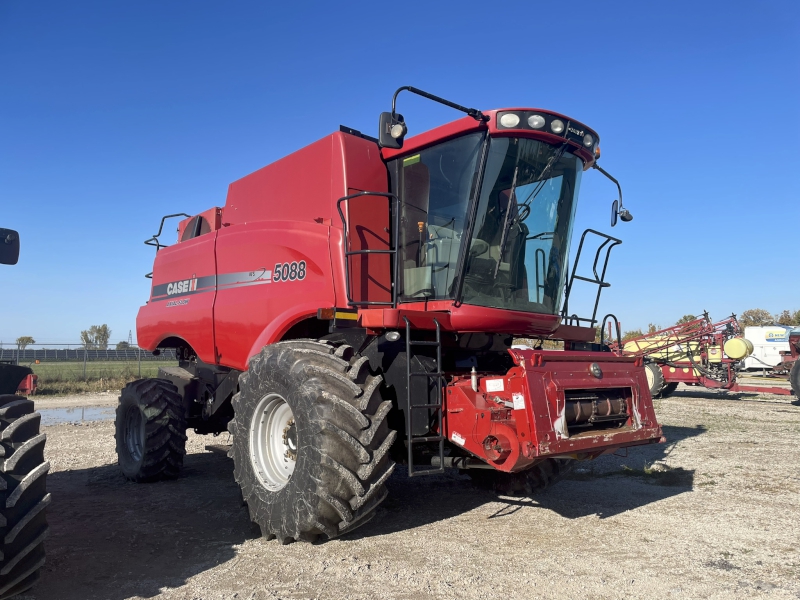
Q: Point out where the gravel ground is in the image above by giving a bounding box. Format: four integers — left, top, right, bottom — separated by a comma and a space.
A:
17, 387, 800, 600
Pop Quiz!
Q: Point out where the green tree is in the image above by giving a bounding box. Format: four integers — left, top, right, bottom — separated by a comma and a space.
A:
647, 323, 660, 334
15, 336, 35, 350
776, 310, 800, 327
115, 341, 130, 350
676, 314, 697, 325
80, 324, 112, 350
738, 309, 773, 328
622, 329, 644, 343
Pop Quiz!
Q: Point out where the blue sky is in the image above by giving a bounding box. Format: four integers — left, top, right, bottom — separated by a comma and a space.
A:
1, 0, 798, 344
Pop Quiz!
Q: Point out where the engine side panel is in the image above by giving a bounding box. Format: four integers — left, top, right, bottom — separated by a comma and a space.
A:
137, 233, 218, 363
214, 221, 334, 371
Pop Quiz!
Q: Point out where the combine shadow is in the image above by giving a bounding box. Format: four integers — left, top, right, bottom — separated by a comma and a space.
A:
31, 425, 706, 598
347, 424, 707, 538
28, 450, 257, 600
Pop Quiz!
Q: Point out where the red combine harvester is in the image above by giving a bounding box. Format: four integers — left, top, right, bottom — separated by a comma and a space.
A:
614, 313, 796, 399
120, 87, 664, 543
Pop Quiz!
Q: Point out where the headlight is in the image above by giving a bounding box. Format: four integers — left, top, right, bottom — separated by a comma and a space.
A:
499, 113, 521, 128
583, 133, 594, 147
550, 119, 565, 134
527, 114, 545, 129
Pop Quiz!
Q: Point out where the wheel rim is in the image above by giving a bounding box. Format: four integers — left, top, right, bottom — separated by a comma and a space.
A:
124, 405, 144, 463
249, 393, 297, 491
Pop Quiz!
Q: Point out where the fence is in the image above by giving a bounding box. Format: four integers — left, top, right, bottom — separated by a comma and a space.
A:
0, 345, 176, 364
0, 343, 178, 393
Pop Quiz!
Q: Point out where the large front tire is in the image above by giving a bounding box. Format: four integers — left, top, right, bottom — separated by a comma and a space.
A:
115, 379, 188, 482
0, 395, 49, 600
229, 340, 396, 543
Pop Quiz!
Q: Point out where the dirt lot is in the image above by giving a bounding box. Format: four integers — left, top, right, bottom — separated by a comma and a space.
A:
19, 388, 800, 600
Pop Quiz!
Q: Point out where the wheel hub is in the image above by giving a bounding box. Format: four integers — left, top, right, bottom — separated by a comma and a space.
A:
249, 394, 297, 491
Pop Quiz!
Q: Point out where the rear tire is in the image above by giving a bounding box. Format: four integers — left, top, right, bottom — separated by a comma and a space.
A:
229, 340, 396, 543
789, 360, 800, 403
469, 458, 574, 496
115, 379, 188, 482
661, 382, 679, 397
645, 362, 667, 398
0, 395, 49, 600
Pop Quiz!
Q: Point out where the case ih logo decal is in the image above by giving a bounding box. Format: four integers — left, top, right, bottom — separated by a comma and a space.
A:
150, 263, 307, 302
167, 278, 198, 295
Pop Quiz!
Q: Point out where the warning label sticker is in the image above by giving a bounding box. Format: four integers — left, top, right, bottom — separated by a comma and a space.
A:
485, 379, 504, 392
512, 393, 525, 410
451, 432, 466, 446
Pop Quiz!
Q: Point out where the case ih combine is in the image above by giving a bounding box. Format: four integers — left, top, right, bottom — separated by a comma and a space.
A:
615, 313, 797, 399
119, 87, 665, 543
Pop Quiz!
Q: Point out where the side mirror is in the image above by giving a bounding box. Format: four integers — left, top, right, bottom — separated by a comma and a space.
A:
378, 112, 407, 149
611, 200, 618, 228
0, 228, 20, 265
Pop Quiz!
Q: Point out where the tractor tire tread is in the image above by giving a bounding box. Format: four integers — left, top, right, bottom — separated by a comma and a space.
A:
115, 378, 187, 482
0, 396, 48, 599
231, 339, 395, 543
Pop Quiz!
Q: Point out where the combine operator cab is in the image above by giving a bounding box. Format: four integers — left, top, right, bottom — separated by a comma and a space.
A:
124, 86, 663, 544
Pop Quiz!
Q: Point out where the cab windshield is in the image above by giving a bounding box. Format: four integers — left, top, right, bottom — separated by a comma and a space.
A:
390, 134, 582, 314
462, 137, 582, 314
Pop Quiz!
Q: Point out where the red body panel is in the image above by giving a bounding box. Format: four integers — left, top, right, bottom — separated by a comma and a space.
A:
137, 233, 218, 363
213, 221, 334, 370
137, 130, 389, 370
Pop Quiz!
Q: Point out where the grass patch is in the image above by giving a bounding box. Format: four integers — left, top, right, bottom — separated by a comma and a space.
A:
27, 361, 178, 395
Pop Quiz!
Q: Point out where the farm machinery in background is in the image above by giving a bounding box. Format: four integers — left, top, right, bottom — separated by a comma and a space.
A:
0, 228, 49, 599
612, 313, 798, 399
119, 86, 665, 544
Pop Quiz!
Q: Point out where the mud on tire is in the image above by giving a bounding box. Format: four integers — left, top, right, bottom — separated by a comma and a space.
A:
115, 379, 188, 482
229, 340, 396, 543
0, 395, 49, 599
469, 458, 575, 496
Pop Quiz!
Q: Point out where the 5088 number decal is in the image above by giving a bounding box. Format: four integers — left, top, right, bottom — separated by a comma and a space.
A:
273, 261, 306, 283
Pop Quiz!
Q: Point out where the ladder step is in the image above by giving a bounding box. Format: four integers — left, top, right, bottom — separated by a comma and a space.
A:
411, 403, 442, 409
409, 435, 444, 443
410, 466, 445, 475
409, 372, 444, 378
407, 340, 441, 347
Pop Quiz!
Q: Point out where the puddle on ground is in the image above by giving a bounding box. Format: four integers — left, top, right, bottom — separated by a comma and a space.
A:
40, 406, 116, 426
